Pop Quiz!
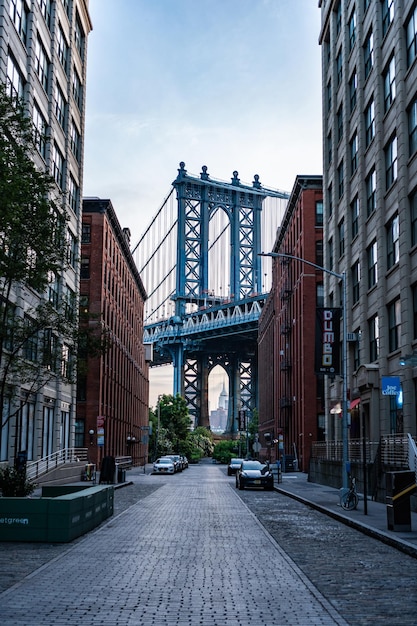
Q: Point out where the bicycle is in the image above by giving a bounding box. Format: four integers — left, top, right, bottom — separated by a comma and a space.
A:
341, 475, 359, 510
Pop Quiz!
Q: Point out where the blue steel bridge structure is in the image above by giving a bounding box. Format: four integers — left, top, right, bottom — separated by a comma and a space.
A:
133, 163, 289, 432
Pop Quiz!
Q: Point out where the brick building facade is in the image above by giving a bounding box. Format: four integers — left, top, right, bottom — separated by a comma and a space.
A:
258, 176, 324, 471
78, 198, 149, 468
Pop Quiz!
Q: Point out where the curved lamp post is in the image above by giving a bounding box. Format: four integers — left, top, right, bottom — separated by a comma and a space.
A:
259, 252, 349, 490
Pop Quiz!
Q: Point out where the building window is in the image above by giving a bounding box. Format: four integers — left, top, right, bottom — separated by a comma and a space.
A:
32, 103, 47, 159
413, 284, 417, 339
365, 97, 375, 147
353, 327, 361, 370
388, 298, 401, 352
351, 196, 359, 239
327, 80, 332, 113
408, 96, 417, 157
328, 183, 333, 217
23, 316, 38, 362
336, 49, 343, 86
57, 25, 69, 74
75, 13, 85, 60
387, 213, 399, 269
317, 283, 324, 308
383, 56, 396, 113
61, 344, 72, 380
9, 0, 28, 46
74, 419, 85, 446
52, 143, 64, 189
48, 271, 59, 307
350, 132, 358, 175
352, 260, 360, 304
328, 237, 334, 271
338, 161, 344, 199
327, 131, 332, 165
367, 240, 378, 288
61, 0, 71, 17
407, 7, 417, 68
54, 82, 66, 128
37, 0, 52, 29
382, 0, 395, 36
369, 314, 379, 361
348, 9, 356, 52
66, 229, 77, 268
70, 119, 81, 161
43, 330, 58, 374
315, 201, 323, 226
364, 29, 374, 79
385, 135, 398, 189
411, 189, 417, 247
366, 168, 376, 217
35, 36, 49, 91
6, 54, 24, 101
337, 104, 343, 142
316, 240, 323, 268
69, 175, 79, 214
63, 284, 76, 321
349, 70, 357, 113
338, 218, 345, 257
336, 2, 342, 36
80, 257, 90, 279
82, 223, 91, 243
72, 68, 82, 110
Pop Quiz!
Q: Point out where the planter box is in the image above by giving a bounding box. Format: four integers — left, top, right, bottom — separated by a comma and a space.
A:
0, 485, 114, 543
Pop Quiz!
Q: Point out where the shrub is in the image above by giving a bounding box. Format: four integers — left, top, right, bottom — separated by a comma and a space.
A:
0, 466, 36, 497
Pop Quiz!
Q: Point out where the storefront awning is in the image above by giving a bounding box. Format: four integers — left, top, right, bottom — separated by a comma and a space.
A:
349, 398, 361, 410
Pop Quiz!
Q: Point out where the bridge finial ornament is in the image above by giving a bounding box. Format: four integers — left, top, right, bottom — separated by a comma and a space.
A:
200, 165, 209, 180
231, 171, 240, 186
253, 174, 262, 189
176, 161, 187, 180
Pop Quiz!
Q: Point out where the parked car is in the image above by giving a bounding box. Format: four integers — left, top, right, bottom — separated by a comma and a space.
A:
153, 458, 175, 474
180, 455, 189, 469
161, 455, 182, 472
235, 460, 274, 491
227, 458, 244, 476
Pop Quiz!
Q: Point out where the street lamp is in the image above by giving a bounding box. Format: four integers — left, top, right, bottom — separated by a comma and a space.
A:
259, 251, 349, 490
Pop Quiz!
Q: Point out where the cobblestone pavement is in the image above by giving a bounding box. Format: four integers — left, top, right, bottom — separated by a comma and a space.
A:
1, 463, 417, 625
1, 464, 347, 626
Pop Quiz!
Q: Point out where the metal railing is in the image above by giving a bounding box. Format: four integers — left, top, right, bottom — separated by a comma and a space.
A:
312, 434, 417, 472
408, 433, 417, 485
26, 448, 88, 480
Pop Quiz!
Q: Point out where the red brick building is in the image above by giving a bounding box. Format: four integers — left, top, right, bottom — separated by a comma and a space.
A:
77, 198, 149, 468
258, 176, 324, 472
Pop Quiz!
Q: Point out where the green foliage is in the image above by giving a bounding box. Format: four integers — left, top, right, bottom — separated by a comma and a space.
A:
0, 466, 36, 497
212, 440, 239, 464
158, 394, 192, 452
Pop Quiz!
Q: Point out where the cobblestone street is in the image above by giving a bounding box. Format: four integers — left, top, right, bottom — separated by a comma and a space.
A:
1, 463, 417, 625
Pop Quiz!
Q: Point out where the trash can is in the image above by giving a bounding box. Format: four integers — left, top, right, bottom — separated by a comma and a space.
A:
118, 467, 126, 483
386, 470, 415, 531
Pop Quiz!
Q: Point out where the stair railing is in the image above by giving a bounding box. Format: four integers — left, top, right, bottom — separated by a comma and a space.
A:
26, 448, 88, 480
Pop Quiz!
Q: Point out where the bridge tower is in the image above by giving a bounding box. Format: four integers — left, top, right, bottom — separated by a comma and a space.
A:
168, 162, 281, 432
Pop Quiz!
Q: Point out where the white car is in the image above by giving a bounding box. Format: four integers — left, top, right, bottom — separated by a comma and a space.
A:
153, 458, 175, 474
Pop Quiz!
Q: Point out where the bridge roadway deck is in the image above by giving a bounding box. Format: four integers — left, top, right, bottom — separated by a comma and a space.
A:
0, 463, 347, 626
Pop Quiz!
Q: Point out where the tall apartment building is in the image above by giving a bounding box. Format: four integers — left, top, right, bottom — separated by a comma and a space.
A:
319, 0, 417, 442
258, 176, 324, 471
79, 199, 149, 469
0, 0, 92, 464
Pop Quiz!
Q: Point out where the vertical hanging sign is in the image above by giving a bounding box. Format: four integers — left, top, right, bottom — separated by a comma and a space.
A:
315, 308, 341, 375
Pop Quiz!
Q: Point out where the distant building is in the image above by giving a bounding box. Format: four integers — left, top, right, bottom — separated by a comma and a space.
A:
258, 176, 324, 470
0, 1, 92, 465
78, 198, 149, 467
210, 383, 228, 432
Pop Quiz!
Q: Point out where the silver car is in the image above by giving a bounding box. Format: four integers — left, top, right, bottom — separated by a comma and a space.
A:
153, 458, 175, 474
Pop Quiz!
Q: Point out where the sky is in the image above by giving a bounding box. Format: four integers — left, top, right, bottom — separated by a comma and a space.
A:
82, 0, 324, 408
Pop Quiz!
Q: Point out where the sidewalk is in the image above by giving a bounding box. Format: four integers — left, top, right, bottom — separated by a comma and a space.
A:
275, 471, 417, 558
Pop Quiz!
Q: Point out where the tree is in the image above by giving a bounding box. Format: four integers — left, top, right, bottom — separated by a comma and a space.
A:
158, 394, 192, 453
0, 86, 107, 436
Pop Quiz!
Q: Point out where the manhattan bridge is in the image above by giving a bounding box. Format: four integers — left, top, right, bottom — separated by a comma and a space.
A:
133, 163, 289, 433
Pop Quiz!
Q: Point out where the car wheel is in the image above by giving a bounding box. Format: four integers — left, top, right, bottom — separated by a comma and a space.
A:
227, 469, 231, 476
239, 479, 244, 490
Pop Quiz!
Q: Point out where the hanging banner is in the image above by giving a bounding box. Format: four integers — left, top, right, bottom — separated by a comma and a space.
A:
315, 308, 341, 375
